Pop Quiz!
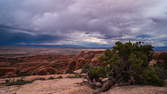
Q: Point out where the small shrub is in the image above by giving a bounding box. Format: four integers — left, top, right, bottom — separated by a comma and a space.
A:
16, 70, 30, 77
56, 76, 63, 79
74, 74, 82, 78
140, 67, 164, 86
67, 74, 82, 78
82, 64, 91, 73
32, 78, 46, 81
5, 78, 33, 86
155, 62, 167, 80
87, 66, 106, 81
48, 76, 55, 80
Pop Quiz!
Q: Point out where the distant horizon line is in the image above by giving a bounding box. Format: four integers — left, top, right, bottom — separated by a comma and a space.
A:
0, 45, 167, 51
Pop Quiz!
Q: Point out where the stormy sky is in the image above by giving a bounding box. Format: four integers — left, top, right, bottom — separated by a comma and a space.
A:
0, 0, 167, 47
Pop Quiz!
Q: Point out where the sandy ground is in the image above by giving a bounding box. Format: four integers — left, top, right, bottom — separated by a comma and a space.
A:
0, 75, 167, 94
102, 86, 167, 94
0, 78, 92, 94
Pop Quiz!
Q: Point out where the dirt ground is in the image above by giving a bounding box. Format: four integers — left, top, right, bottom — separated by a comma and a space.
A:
0, 75, 167, 94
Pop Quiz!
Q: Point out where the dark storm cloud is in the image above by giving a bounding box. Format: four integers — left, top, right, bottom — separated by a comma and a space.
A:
0, 0, 167, 47
0, 27, 62, 45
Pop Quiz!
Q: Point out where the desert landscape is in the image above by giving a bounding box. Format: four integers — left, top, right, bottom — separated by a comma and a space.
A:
0, 47, 167, 94
0, 47, 105, 77
0, 47, 103, 94
1, 0, 167, 94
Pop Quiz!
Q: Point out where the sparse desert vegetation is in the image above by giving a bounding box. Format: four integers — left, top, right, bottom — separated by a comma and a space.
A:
0, 45, 167, 94
83, 41, 167, 93
5, 78, 33, 86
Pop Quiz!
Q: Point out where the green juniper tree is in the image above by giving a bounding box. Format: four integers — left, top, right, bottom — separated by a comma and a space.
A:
86, 41, 165, 93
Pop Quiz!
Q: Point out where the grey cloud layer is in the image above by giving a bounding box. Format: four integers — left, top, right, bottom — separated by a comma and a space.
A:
0, 0, 167, 46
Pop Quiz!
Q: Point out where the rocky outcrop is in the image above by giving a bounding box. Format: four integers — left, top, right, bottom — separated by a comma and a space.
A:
31, 66, 57, 75
1, 51, 166, 78
152, 52, 167, 64
65, 51, 104, 73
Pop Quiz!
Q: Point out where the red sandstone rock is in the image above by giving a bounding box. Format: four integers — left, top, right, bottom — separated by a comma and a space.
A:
1, 51, 166, 78
0, 51, 104, 77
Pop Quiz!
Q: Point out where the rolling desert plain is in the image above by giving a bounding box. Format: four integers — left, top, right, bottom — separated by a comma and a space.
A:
0, 47, 167, 94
